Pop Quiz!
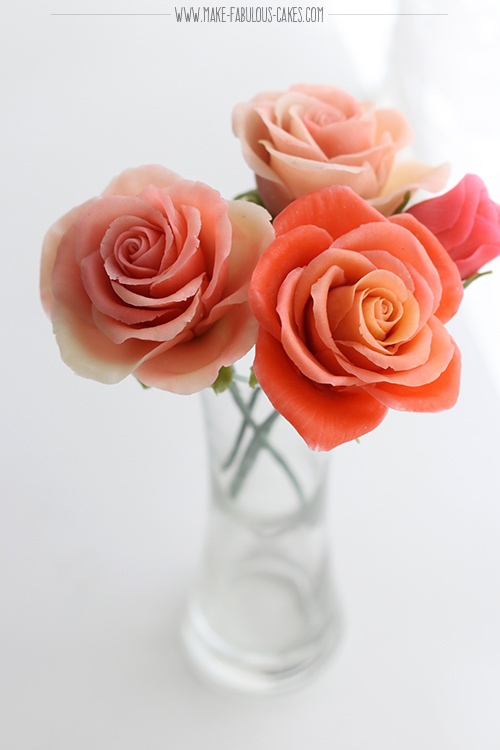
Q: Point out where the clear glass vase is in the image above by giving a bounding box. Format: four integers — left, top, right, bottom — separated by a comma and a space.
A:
181, 378, 342, 694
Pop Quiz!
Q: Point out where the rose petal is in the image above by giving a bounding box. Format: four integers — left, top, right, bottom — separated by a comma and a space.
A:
249, 224, 334, 339
366, 342, 461, 412
273, 185, 385, 240
51, 300, 155, 383
253, 328, 388, 450
102, 165, 180, 197
135, 304, 258, 394
41, 198, 96, 315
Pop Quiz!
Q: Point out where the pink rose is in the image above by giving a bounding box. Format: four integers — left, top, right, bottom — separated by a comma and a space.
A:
41, 165, 274, 394
233, 84, 449, 217
408, 174, 500, 280
248, 186, 463, 451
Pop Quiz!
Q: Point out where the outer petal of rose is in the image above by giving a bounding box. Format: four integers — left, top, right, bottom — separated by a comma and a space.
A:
274, 186, 385, 241
390, 213, 463, 323
249, 224, 334, 339
135, 304, 258, 394
253, 329, 388, 451
264, 143, 381, 200
51, 300, 155, 383
408, 175, 481, 247
374, 108, 414, 150
50, 222, 94, 323
196, 200, 274, 334
194, 200, 273, 333
366, 342, 461, 412
455, 243, 500, 280
255, 176, 295, 217
370, 161, 450, 217
41, 198, 96, 315
232, 102, 279, 183
224, 200, 274, 294
453, 214, 500, 262
101, 165, 181, 197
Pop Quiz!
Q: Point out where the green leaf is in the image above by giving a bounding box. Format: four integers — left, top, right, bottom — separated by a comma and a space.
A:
233, 188, 265, 207
211, 365, 234, 394
463, 270, 493, 289
249, 366, 259, 389
393, 190, 412, 215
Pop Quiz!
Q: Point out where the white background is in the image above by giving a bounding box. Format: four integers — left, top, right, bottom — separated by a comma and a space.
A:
1, 0, 499, 748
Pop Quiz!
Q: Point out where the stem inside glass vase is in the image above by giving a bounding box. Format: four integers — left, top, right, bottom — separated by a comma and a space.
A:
181, 376, 342, 694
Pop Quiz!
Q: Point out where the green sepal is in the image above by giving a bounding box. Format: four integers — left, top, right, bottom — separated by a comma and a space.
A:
249, 366, 258, 389
463, 270, 493, 289
211, 365, 234, 394
393, 190, 412, 215
135, 377, 151, 389
233, 188, 265, 207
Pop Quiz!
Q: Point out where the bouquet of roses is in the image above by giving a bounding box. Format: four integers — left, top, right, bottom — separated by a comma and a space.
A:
41, 84, 500, 453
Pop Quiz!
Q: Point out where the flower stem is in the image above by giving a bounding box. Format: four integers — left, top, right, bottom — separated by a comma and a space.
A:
223, 385, 260, 470
463, 270, 493, 288
227, 382, 307, 508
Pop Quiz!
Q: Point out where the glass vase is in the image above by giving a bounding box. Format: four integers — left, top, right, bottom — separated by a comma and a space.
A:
181, 377, 342, 694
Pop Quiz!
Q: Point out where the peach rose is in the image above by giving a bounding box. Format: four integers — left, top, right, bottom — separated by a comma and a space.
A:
408, 174, 500, 280
233, 84, 449, 218
41, 165, 274, 394
248, 186, 463, 451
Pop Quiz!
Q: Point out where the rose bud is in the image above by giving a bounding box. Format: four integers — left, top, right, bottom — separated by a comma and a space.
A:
408, 174, 500, 280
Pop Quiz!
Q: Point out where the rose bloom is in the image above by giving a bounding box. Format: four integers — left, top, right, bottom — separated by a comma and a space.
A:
408, 174, 500, 280
233, 84, 448, 218
41, 165, 274, 393
248, 186, 464, 451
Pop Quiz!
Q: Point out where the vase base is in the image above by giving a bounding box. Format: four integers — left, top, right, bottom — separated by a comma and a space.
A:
181, 558, 342, 694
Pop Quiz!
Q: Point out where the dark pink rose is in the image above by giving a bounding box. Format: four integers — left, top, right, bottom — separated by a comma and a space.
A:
408, 174, 500, 280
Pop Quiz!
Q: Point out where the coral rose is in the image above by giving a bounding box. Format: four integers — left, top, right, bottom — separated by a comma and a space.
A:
233, 84, 449, 218
408, 174, 500, 280
248, 186, 463, 451
41, 165, 274, 394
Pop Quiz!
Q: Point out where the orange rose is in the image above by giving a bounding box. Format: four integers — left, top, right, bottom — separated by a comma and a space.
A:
233, 84, 448, 217
248, 186, 463, 450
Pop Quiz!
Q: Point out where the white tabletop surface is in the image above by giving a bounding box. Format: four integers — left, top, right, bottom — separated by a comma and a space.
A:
2, 2, 499, 748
